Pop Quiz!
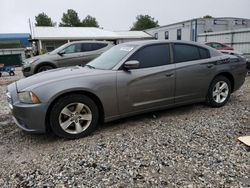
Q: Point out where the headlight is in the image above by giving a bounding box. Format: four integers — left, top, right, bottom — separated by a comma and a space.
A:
6, 92, 13, 109
29, 58, 39, 64
18, 91, 40, 104
23, 58, 39, 65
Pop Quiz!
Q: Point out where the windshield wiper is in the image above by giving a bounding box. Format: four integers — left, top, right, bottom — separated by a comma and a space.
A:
85, 64, 95, 69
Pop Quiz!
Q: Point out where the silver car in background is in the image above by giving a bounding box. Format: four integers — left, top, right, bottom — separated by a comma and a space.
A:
7, 40, 247, 138
22, 41, 113, 77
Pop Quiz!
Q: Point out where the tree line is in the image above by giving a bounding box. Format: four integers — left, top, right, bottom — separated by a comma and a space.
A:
35, 9, 159, 30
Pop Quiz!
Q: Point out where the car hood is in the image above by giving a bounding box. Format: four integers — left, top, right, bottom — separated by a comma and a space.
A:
16, 66, 106, 91
24, 54, 50, 62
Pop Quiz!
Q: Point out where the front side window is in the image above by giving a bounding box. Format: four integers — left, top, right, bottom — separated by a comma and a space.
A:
128, 44, 170, 69
64, 43, 81, 54
174, 44, 210, 63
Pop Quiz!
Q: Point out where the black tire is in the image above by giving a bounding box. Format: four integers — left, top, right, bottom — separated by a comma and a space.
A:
0, 72, 2, 77
9, 71, 15, 76
37, 65, 53, 73
206, 76, 231, 107
49, 94, 99, 139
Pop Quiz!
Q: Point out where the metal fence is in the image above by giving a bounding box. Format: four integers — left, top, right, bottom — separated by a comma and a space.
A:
0, 48, 25, 60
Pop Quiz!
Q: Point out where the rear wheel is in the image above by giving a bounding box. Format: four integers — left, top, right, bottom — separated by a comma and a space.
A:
206, 76, 231, 107
37, 65, 53, 73
49, 94, 99, 139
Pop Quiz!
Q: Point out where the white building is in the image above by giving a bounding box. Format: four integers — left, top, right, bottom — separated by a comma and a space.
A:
30, 26, 153, 53
145, 17, 250, 42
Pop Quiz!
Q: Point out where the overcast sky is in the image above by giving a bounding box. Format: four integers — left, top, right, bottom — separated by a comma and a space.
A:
0, 0, 249, 33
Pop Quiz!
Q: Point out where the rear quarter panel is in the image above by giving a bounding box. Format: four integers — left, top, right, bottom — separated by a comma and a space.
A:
214, 56, 247, 92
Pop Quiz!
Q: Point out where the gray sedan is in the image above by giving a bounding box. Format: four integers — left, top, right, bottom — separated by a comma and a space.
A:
7, 40, 247, 138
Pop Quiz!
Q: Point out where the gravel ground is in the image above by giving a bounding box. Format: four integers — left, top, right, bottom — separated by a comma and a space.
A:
0, 68, 249, 187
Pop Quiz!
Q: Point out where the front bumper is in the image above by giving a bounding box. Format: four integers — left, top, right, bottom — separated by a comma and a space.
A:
7, 83, 47, 133
22, 65, 34, 77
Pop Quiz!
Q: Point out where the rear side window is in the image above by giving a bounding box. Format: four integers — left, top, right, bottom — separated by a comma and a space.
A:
174, 44, 210, 63
128, 44, 170, 68
91, 43, 108, 51
81, 43, 92, 52
81, 43, 108, 52
199, 47, 210, 59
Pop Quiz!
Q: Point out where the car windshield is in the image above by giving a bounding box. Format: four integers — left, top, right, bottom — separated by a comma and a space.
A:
87, 44, 137, 70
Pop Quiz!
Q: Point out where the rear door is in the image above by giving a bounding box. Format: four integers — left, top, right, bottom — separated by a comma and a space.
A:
174, 43, 215, 104
117, 43, 175, 114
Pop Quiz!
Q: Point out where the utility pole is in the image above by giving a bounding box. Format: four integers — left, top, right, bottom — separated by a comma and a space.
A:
28, 18, 33, 38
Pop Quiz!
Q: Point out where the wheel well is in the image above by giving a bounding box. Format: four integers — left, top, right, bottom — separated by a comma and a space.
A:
45, 91, 104, 132
214, 72, 235, 92
35, 62, 56, 73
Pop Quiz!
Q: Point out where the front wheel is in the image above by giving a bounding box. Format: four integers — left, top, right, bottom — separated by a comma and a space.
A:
9, 71, 15, 76
206, 76, 231, 107
37, 65, 53, 73
49, 94, 99, 139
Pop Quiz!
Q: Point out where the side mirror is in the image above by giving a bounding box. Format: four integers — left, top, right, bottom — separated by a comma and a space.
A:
58, 51, 65, 56
124, 60, 139, 70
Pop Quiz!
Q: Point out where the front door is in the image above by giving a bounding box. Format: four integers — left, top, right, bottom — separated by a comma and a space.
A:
117, 43, 175, 114
56, 43, 84, 67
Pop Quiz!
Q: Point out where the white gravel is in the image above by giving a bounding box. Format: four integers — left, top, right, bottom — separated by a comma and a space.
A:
0, 68, 249, 187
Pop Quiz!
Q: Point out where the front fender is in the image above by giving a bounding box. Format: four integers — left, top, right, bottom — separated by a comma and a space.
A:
32, 74, 119, 120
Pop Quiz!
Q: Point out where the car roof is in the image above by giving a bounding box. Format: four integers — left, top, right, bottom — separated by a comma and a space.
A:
124, 40, 206, 46
122, 40, 222, 57
68, 40, 112, 44
124, 40, 215, 49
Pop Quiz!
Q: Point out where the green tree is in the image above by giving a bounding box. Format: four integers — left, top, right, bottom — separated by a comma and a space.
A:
131, 15, 159, 31
59, 9, 81, 27
35, 12, 55, 26
82, 15, 99, 27
203, 15, 213, 18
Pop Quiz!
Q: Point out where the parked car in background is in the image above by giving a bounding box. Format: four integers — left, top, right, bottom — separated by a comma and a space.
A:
219, 49, 250, 72
7, 40, 247, 138
22, 41, 113, 77
205, 42, 234, 50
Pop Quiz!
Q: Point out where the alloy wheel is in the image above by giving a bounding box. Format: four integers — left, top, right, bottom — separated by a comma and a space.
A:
212, 81, 229, 103
59, 102, 92, 134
